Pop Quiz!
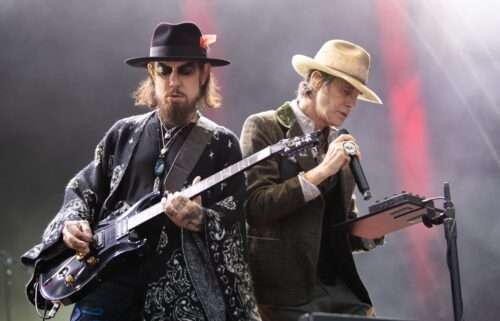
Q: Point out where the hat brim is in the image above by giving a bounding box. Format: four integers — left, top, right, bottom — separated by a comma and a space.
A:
125, 56, 230, 68
292, 55, 382, 104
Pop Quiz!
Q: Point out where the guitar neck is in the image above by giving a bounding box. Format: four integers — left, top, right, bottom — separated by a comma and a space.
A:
127, 146, 273, 230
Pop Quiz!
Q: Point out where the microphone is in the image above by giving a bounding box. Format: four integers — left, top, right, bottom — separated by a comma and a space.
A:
337, 128, 372, 200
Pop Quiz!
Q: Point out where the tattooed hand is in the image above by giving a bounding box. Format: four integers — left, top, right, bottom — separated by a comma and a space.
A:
162, 176, 204, 232
62, 220, 93, 254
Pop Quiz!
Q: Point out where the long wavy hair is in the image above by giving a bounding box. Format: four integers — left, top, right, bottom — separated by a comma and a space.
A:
131, 62, 222, 109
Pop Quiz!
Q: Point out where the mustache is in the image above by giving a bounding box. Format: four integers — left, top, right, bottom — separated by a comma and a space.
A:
168, 89, 185, 97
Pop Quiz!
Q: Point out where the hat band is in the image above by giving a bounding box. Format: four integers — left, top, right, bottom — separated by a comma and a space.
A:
325, 64, 367, 85
150, 45, 207, 58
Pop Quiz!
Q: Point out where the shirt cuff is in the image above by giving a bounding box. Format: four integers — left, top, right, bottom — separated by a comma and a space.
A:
298, 171, 321, 202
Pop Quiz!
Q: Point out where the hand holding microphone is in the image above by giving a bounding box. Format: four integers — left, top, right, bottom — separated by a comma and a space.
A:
337, 128, 372, 200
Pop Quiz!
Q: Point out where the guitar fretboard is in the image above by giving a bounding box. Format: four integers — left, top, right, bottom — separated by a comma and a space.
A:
127, 147, 272, 230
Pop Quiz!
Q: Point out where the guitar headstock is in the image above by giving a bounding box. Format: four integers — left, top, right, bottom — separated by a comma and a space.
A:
269, 131, 321, 158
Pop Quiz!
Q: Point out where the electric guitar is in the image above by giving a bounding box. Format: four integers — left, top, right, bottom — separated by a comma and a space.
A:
35, 131, 320, 306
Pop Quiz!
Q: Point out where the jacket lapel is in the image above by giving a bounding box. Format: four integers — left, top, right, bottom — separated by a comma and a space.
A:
276, 102, 317, 172
338, 168, 356, 211
105, 111, 155, 207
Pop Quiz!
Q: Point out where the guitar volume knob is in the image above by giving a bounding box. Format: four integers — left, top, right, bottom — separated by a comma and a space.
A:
76, 252, 86, 261
65, 274, 75, 285
86, 256, 97, 265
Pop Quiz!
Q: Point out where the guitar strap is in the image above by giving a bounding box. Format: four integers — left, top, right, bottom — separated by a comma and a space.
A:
162, 115, 217, 193
161, 116, 226, 321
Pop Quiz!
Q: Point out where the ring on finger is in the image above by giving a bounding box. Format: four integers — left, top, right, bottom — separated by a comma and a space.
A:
342, 141, 357, 156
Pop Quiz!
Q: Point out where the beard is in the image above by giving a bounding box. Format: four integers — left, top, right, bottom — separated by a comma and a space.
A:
157, 91, 201, 126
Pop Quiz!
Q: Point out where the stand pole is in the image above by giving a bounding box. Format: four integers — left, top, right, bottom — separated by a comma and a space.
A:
443, 183, 464, 321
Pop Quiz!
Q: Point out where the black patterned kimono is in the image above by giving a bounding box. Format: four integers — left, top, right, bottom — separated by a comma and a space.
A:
21, 110, 260, 321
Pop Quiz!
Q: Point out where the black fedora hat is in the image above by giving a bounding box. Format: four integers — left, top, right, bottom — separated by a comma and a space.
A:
125, 22, 229, 68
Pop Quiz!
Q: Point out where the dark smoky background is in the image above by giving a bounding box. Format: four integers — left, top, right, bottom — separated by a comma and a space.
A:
1, 0, 499, 320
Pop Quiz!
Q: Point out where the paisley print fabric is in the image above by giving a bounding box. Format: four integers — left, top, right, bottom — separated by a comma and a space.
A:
144, 249, 206, 321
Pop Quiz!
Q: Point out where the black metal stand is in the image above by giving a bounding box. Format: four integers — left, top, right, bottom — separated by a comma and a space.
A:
442, 182, 464, 321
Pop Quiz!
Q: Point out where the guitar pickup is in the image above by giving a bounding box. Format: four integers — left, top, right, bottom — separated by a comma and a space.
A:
115, 219, 128, 239
93, 232, 104, 249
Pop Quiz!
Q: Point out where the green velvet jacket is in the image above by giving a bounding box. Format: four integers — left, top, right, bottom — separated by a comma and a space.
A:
240, 102, 371, 306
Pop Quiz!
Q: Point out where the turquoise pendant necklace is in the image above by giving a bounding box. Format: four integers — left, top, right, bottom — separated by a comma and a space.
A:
154, 151, 167, 176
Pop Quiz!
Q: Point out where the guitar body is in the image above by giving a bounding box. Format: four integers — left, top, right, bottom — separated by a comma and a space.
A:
38, 192, 160, 305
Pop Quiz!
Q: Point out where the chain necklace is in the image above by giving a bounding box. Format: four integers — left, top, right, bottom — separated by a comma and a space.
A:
153, 114, 190, 192
161, 122, 179, 140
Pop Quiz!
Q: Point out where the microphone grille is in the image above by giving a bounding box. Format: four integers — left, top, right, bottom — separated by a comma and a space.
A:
337, 128, 349, 137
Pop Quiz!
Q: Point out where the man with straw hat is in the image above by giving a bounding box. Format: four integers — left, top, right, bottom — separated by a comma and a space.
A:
240, 39, 384, 320
22, 22, 260, 321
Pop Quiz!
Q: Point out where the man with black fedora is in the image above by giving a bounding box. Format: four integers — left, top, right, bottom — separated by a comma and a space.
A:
240, 40, 384, 320
22, 22, 260, 321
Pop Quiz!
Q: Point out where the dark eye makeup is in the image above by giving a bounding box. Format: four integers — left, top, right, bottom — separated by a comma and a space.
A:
156, 62, 196, 76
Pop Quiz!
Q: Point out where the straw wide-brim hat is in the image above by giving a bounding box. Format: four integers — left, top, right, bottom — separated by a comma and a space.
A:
125, 22, 229, 68
292, 40, 382, 104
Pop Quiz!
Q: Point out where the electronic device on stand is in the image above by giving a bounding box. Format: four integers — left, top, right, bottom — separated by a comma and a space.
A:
332, 182, 463, 321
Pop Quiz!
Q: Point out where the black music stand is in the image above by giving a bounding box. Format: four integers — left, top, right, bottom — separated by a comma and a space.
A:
442, 183, 463, 321
333, 183, 463, 321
